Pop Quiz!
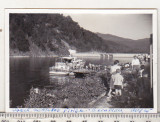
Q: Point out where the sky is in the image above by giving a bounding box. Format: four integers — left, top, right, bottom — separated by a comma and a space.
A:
64, 14, 152, 40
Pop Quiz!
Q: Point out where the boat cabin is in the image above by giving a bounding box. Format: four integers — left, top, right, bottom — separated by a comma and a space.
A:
50, 56, 85, 72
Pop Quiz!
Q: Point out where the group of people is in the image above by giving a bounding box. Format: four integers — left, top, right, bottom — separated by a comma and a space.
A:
107, 60, 123, 97
86, 63, 102, 71
131, 55, 150, 77
107, 55, 150, 98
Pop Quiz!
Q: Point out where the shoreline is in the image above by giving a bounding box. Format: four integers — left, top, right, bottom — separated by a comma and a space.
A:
72, 53, 148, 58
9, 52, 149, 58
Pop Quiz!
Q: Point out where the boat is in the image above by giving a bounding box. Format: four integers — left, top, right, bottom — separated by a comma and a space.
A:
49, 56, 85, 76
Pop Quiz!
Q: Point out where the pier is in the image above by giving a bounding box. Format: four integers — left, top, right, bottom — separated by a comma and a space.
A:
100, 53, 113, 59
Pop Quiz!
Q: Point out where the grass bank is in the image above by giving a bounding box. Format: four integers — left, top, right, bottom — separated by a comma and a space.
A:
22, 74, 107, 108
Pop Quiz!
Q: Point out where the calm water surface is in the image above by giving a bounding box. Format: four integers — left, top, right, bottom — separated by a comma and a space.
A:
10, 56, 132, 108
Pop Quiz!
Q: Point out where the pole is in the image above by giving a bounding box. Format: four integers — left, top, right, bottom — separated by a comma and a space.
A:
150, 34, 153, 92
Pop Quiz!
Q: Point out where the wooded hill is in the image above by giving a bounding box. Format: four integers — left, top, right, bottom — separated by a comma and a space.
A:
97, 33, 150, 53
9, 14, 150, 56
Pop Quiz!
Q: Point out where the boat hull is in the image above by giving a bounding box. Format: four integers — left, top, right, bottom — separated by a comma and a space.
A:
49, 71, 69, 76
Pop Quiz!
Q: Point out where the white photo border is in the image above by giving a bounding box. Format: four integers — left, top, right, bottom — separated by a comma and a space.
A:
5, 9, 158, 113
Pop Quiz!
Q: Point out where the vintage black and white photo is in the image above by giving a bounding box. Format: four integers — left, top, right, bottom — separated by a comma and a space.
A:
6, 9, 157, 111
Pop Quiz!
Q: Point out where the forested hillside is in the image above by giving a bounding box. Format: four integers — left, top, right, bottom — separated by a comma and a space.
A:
10, 14, 150, 56
10, 14, 110, 56
97, 33, 150, 53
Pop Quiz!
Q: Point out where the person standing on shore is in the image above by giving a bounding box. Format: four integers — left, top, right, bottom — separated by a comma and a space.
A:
131, 55, 141, 78
107, 60, 121, 97
131, 55, 141, 70
136, 65, 150, 99
113, 69, 124, 96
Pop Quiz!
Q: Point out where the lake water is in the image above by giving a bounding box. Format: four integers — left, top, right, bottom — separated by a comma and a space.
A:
10, 56, 133, 108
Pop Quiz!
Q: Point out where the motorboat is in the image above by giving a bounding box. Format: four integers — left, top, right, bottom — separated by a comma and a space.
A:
49, 56, 85, 76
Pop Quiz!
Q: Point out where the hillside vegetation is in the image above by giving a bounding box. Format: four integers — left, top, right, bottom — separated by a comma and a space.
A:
10, 14, 150, 56
97, 33, 150, 53
10, 14, 109, 56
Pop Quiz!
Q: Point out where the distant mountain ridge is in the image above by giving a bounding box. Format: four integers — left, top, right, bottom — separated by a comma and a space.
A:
97, 33, 150, 53
9, 14, 150, 57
